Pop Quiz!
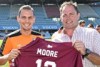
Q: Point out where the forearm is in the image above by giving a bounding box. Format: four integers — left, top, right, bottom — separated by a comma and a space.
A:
0, 55, 8, 65
86, 52, 100, 65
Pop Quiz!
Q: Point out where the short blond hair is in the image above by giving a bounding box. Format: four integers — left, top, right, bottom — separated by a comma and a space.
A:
18, 5, 34, 16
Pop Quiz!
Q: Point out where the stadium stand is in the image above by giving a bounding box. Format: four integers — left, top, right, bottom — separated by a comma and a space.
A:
0, 4, 10, 20
29, 0, 42, 4
10, 4, 22, 19
44, 31, 51, 39
32, 4, 47, 18
43, 0, 57, 4
0, 0, 100, 38
95, 19, 100, 25
0, 0, 9, 4
44, 4, 60, 18
90, 6, 100, 17
77, 4, 99, 18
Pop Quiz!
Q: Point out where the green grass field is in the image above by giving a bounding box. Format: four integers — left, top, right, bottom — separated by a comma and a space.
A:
0, 40, 9, 67
0, 40, 3, 47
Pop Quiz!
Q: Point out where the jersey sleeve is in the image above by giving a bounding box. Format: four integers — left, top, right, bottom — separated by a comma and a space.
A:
0, 37, 8, 54
3, 37, 13, 55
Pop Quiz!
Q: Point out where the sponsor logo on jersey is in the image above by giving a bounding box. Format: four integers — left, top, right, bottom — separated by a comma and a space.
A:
47, 44, 53, 48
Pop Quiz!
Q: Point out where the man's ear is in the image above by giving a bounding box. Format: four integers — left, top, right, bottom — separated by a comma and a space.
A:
78, 13, 80, 19
34, 16, 36, 21
16, 16, 20, 23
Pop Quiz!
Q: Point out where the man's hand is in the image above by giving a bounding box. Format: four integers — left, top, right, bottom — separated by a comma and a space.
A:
7, 49, 20, 60
73, 40, 86, 55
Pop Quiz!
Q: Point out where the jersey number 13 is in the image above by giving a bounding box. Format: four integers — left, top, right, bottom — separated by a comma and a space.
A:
36, 59, 56, 67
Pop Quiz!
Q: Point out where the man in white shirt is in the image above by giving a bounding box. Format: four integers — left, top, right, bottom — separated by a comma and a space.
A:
52, 1, 100, 67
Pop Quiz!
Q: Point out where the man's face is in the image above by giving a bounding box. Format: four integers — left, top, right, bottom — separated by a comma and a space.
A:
96, 27, 100, 33
17, 9, 35, 31
80, 23, 85, 27
60, 5, 80, 29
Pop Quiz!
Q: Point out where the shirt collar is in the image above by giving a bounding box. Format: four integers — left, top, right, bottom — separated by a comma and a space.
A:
59, 25, 81, 35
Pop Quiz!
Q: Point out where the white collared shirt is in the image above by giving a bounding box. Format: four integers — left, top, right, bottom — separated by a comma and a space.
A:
52, 26, 100, 67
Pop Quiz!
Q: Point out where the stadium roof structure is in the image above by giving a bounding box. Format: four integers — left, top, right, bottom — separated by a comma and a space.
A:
0, 0, 100, 4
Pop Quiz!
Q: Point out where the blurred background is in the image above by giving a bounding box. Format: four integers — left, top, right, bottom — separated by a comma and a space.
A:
0, 0, 100, 39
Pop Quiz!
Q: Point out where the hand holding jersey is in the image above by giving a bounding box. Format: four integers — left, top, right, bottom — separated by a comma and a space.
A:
7, 49, 20, 61
0, 49, 20, 65
73, 40, 86, 55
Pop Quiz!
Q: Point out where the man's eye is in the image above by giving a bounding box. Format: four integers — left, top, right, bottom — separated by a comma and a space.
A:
22, 17, 26, 19
62, 14, 67, 17
70, 13, 74, 16
29, 17, 33, 19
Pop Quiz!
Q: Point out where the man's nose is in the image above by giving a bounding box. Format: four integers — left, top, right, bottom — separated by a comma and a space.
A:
26, 18, 29, 22
65, 14, 71, 19
66, 16, 71, 20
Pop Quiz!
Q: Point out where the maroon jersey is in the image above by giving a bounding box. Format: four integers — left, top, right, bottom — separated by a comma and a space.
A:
14, 38, 83, 67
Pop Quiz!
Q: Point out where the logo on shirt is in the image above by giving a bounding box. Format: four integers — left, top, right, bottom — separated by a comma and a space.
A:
47, 44, 53, 48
